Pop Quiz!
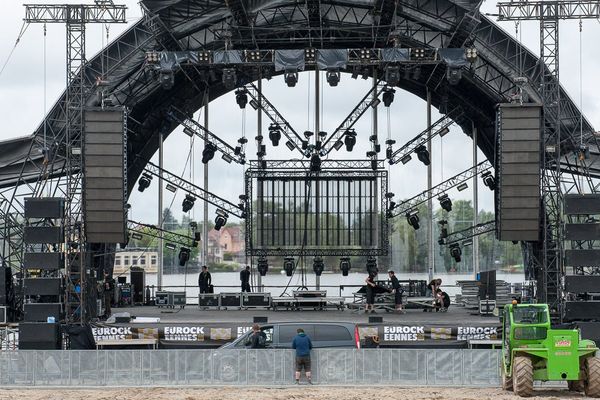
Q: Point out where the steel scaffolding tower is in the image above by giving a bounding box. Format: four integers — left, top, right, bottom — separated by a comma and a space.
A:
24, 1, 126, 322
496, 0, 600, 318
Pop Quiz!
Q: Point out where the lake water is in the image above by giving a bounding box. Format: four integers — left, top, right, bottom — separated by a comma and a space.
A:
139, 271, 526, 301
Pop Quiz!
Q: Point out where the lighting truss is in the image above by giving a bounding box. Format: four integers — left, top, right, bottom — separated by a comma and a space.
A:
247, 159, 386, 170
244, 83, 307, 156
128, 220, 198, 248
388, 108, 461, 165
167, 107, 245, 164
442, 220, 496, 246
24, 4, 127, 23
388, 160, 492, 218
496, 1, 600, 21
142, 161, 246, 218
320, 79, 389, 155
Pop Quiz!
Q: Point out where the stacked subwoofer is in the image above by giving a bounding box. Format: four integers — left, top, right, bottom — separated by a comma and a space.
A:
20, 198, 65, 349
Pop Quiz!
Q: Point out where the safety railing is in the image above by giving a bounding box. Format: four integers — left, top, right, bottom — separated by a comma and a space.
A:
0, 348, 501, 387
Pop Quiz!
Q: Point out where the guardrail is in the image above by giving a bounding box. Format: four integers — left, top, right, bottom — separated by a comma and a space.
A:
0, 349, 500, 387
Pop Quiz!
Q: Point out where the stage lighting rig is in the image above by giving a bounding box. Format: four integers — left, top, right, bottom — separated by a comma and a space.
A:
385, 139, 396, 160
178, 247, 190, 266
344, 129, 357, 151
351, 66, 360, 79
366, 150, 378, 171
438, 194, 452, 212
257, 257, 269, 276
465, 47, 478, 63
449, 243, 462, 262
268, 124, 282, 146
382, 88, 395, 107
137, 173, 152, 192
339, 257, 351, 276
385, 66, 400, 86
202, 143, 217, 164
182, 194, 196, 213
313, 257, 325, 276
438, 220, 448, 245
284, 68, 298, 87
159, 69, 175, 90
326, 69, 341, 87
214, 209, 229, 231
310, 153, 322, 172
286, 140, 296, 151
406, 210, 420, 230
235, 88, 248, 109
222, 68, 237, 89
446, 67, 462, 85
366, 256, 378, 275
415, 145, 430, 166
481, 171, 496, 191
283, 257, 295, 276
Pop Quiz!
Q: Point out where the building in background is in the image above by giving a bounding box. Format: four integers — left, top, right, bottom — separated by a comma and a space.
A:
206, 226, 245, 265
113, 249, 158, 275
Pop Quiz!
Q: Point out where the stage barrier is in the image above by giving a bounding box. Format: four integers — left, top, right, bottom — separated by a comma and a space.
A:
0, 349, 500, 387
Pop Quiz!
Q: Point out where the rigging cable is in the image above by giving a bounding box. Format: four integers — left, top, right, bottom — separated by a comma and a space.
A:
0, 22, 29, 80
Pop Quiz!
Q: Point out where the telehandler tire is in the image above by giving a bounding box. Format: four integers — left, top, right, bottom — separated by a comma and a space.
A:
584, 357, 600, 397
512, 356, 533, 397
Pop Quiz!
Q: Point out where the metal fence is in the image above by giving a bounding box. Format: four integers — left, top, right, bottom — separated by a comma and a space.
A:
0, 349, 500, 387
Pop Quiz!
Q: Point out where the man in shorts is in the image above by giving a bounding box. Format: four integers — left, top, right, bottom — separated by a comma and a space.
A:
292, 328, 313, 384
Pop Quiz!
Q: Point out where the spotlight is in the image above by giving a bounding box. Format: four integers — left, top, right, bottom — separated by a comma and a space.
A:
313, 257, 325, 276
310, 153, 322, 172
284, 69, 298, 87
202, 143, 217, 164
446, 68, 462, 85
326, 69, 341, 87
382, 88, 395, 107
222, 68, 237, 89
406, 211, 420, 230
351, 66, 359, 79
235, 88, 248, 109
182, 194, 196, 212
415, 145, 430, 166
437, 126, 450, 137
283, 257, 295, 277
457, 182, 468, 192
183, 127, 195, 137
366, 256, 378, 275
400, 154, 412, 164
438, 194, 452, 212
222, 153, 233, 163
286, 140, 295, 151
385, 139, 396, 159
450, 243, 462, 262
131, 233, 143, 241
361, 68, 370, 80
465, 47, 478, 63
339, 257, 351, 276
165, 242, 177, 251
344, 129, 357, 151
305, 48, 316, 62
268, 123, 282, 146
385, 66, 400, 86
159, 70, 174, 90
304, 130, 314, 139
137, 173, 152, 192
333, 140, 344, 151
257, 257, 268, 276
438, 220, 448, 245
178, 247, 190, 266
145, 51, 159, 64
214, 209, 229, 231
481, 171, 496, 191
412, 48, 425, 59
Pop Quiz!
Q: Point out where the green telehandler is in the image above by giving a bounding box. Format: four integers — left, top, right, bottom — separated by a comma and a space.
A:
501, 302, 600, 397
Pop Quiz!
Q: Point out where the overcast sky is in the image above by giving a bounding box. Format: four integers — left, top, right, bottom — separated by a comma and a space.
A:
1, 0, 600, 226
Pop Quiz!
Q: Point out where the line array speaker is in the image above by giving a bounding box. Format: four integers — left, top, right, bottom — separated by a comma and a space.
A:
24, 278, 61, 296
496, 103, 541, 241
564, 194, 600, 215
24, 226, 63, 244
84, 108, 127, 243
24, 303, 62, 322
24, 252, 63, 271
564, 275, 600, 293
24, 197, 64, 219
565, 249, 600, 267
19, 322, 61, 350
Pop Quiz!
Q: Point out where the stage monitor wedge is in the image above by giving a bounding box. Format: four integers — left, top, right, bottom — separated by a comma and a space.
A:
496, 103, 541, 242
84, 108, 127, 244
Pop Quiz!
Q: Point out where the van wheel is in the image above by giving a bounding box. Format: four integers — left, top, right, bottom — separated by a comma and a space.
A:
585, 357, 600, 397
513, 356, 533, 397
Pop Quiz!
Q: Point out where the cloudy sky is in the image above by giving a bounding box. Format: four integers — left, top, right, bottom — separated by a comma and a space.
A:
1, 0, 600, 227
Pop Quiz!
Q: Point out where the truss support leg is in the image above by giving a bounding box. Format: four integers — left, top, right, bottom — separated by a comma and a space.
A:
427, 89, 434, 282
473, 122, 479, 277
158, 130, 164, 290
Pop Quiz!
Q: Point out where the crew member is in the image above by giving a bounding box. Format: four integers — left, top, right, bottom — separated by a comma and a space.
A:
365, 272, 377, 313
240, 265, 251, 292
245, 323, 267, 348
425, 278, 442, 312
102, 273, 115, 318
198, 265, 212, 294
388, 270, 404, 313
292, 328, 313, 384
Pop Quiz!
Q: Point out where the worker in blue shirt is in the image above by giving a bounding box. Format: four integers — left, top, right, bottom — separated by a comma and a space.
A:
292, 328, 313, 384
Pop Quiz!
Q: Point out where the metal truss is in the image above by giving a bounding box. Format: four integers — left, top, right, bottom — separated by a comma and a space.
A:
388, 160, 492, 218
127, 220, 198, 249
244, 83, 307, 157
443, 220, 496, 246
388, 108, 461, 165
251, 248, 384, 257
321, 79, 388, 155
247, 159, 386, 170
142, 161, 245, 219
167, 107, 245, 164
496, 0, 600, 319
24, 3, 127, 23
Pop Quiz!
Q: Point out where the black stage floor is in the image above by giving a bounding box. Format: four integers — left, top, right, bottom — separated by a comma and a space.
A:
111, 304, 499, 325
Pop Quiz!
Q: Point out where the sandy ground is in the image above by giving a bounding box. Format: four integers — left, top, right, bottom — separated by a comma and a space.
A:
0, 387, 591, 400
